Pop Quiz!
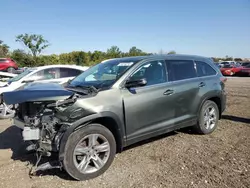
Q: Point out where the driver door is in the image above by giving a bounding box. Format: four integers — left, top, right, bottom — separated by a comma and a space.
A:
121, 60, 176, 144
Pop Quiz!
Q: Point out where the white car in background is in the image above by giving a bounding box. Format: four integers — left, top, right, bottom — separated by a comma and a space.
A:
0, 64, 89, 119
0, 72, 18, 87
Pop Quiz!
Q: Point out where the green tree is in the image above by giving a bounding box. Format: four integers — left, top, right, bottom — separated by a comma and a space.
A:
129, 46, 143, 56
16, 34, 49, 65
0, 40, 10, 57
10, 49, 34, 67
106, 46, 121, 58
91, 50, 105, 62
234, 58, 242, 62
224, 55, 233, 61
167, 50, 176, 54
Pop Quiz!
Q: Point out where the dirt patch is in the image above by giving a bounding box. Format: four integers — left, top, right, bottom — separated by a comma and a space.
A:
0, 77, 249, 188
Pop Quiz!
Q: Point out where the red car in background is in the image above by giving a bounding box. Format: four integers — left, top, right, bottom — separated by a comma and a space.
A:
220, 63, 250, 76
0, 58, 18, 73
220, 64, 242, 76
235, 64, 250, 76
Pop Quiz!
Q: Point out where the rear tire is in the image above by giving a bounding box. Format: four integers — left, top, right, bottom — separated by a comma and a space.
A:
194, 100, 219, 134
63, 123, 116, 181
7, 67, 15, 73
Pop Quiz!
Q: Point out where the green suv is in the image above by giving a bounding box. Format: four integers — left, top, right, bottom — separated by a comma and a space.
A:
2, 54, 227, 180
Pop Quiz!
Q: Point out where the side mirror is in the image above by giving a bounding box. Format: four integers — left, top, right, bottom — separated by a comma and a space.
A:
125, 78, 147, 88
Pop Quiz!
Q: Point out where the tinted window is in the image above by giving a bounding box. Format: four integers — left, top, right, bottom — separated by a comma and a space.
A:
195, 61, 217, 77
166, 60, 196, 81
0, 59, 7, 63
223, 64, 233, 68
220, 62, 229, 65
59, 68, 82, 78
242, 62, 250, 67
130, 60, 167, 86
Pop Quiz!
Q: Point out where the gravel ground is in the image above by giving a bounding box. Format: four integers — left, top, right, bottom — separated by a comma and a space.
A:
0, 77, 249, 188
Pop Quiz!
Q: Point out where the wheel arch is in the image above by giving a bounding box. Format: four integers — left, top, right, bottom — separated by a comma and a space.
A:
58, 112, 125, 161
198, 96, 222, 119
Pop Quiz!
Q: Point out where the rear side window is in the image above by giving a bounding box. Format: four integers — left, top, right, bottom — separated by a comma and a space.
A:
166, 60, 196, 81
59, 68, 82, 78
195, 61, 217, 77
0, 59, 7, 63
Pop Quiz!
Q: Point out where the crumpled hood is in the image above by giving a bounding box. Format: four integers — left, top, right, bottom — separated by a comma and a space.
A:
2, 82, 73, 105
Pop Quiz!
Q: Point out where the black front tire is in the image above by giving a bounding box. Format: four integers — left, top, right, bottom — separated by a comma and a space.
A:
194, 100, 219, 134
63, 123, 116, 181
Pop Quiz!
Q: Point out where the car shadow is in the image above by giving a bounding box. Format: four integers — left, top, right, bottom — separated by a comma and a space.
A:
221, 115, 250, 125
0, 126, 31, 161
0, 125, 74, 181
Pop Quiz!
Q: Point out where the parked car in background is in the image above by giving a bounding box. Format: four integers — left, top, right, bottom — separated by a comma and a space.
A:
15, 67, 29, 74
2, 55, 227, 180
220, 64, 242, 76
240, 62, 250, 68
0, 64, 89, 119
218, 61, 239, 68
235, 64, 250, 76
0, 72, 17, 87
0, 58, 18, 73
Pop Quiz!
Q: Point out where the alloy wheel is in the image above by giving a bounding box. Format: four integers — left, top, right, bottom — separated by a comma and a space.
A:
73, 133, 110, 174
0, 103, 15, 118
203, 106, 217, 130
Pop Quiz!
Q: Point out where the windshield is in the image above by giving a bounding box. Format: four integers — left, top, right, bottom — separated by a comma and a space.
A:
8, 69, 34, 82
69, 59, 138, 89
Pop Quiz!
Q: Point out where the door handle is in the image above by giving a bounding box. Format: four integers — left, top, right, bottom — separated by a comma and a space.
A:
198, 82, 206, 88
163, 89, 174, 95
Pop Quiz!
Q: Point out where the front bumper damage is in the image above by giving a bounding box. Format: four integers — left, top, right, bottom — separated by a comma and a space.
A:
13, 118, 64, 176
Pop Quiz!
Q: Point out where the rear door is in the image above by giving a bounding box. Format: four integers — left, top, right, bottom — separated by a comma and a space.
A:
165, 59, 200, 125
195, 60, 221, 100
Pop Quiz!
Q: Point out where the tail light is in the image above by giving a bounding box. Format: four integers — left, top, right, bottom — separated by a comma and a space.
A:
220, 77, 227, 83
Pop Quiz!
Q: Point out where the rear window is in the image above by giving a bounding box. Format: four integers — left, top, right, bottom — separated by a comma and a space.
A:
195, 61, 217, 77
59, 68, 83, 78
166, 60, 197, 81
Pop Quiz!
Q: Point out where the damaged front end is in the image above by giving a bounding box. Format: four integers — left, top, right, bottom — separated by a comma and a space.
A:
2, 83, 96, 175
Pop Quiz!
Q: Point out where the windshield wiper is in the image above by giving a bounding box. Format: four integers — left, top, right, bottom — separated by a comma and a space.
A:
67, 85, 98, 94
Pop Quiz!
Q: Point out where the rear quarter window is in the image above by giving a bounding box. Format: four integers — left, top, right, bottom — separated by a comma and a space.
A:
195, 61, 217, 77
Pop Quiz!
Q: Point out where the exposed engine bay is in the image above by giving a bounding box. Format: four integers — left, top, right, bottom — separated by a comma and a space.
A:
14, 94, 82, 175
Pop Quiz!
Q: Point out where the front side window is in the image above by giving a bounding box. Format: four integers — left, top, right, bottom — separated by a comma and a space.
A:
69, 59, 139, 89
195, 61, 217, 77
129, 60, 167, 86
166, 60, 196, 81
